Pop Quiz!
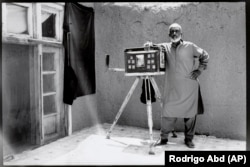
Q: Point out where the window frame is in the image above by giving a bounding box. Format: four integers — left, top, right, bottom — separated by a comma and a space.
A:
2, 3, 33, 38
41, 3, 64, 42
2, 3, 64, 45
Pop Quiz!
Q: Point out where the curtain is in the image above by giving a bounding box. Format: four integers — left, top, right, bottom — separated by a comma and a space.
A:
140, 79, 156, 104
63, 3, 96, 105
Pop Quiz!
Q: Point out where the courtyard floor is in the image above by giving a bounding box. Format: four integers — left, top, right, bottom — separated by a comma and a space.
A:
3, 123, 246, 166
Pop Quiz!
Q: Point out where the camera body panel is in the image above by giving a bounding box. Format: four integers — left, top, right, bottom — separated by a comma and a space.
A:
124, 47, 165, 76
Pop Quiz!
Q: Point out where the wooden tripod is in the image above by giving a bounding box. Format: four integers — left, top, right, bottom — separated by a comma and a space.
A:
106, 75, 162, 155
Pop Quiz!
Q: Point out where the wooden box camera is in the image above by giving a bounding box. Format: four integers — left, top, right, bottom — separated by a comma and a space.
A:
124, 47, 165, 76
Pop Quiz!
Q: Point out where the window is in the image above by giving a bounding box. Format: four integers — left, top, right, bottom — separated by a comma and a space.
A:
42, 11, 56, 38
41, 46, 64, 143
41, 4, 64, 41
3, 3, 33, 37
2, 3, 63, 42
7, 4, 28, 34
42, 51, 57, 115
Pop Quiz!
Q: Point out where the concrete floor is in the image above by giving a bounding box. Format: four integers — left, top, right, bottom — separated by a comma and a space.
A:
3, 123, 246, 165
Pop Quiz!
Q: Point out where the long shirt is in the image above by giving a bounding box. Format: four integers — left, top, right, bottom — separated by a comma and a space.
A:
158, 40, 209, 118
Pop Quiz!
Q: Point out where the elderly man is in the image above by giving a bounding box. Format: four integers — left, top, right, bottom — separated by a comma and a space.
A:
145, 23, 209, 148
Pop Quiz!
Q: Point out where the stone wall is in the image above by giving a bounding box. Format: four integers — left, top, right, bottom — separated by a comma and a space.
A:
94, 2, 246, 140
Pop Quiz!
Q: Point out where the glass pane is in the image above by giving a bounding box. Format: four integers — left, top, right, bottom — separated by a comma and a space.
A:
43, 53, 55, 71
42, 10, 56, 38
7, 4, 28, 34
43, 74, 55, 93
44, 115, 57, 135
43, 95, 56, 115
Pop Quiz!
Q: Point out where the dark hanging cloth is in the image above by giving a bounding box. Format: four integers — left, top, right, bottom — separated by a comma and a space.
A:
197, 86, 204, 114
140, 79, 156, 104
63, 3, 96, 105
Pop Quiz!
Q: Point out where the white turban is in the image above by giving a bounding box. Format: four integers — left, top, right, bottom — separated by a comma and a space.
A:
168, 23, 182, 34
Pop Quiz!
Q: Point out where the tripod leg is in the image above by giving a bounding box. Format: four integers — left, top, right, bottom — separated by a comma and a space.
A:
149, 77, 163, 108
147, 102, 155, 155
106, 77, 140, 139
144, 78, 155, 155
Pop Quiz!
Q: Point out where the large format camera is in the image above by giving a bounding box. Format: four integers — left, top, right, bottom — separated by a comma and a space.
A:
124, 46, 165, 76
106, 45, 165, 155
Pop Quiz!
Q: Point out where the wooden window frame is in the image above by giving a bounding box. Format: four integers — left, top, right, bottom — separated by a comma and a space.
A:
41, 3, 64, 42
2, 3, 64, 46
2, 3, 33, 38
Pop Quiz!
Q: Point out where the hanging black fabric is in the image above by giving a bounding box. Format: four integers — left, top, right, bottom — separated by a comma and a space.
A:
197, 86, 204, 115
63, 3, 96, 105
140, 79, 156, 104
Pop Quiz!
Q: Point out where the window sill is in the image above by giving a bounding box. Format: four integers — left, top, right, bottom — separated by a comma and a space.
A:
2, 34, 63, 47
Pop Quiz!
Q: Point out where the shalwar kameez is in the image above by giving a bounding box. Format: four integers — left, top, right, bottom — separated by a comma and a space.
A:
159, 40, 209, 142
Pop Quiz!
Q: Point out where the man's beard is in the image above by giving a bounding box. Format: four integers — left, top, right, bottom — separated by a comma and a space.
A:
170, 35, 181, 43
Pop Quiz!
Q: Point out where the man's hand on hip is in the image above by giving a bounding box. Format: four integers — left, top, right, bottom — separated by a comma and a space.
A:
190, 70, 201, 80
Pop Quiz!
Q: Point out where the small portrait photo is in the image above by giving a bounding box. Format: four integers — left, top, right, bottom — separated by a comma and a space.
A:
136, 54, 145, 68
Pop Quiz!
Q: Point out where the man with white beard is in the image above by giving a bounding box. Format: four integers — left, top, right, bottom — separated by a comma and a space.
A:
145, 23, 209, 148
